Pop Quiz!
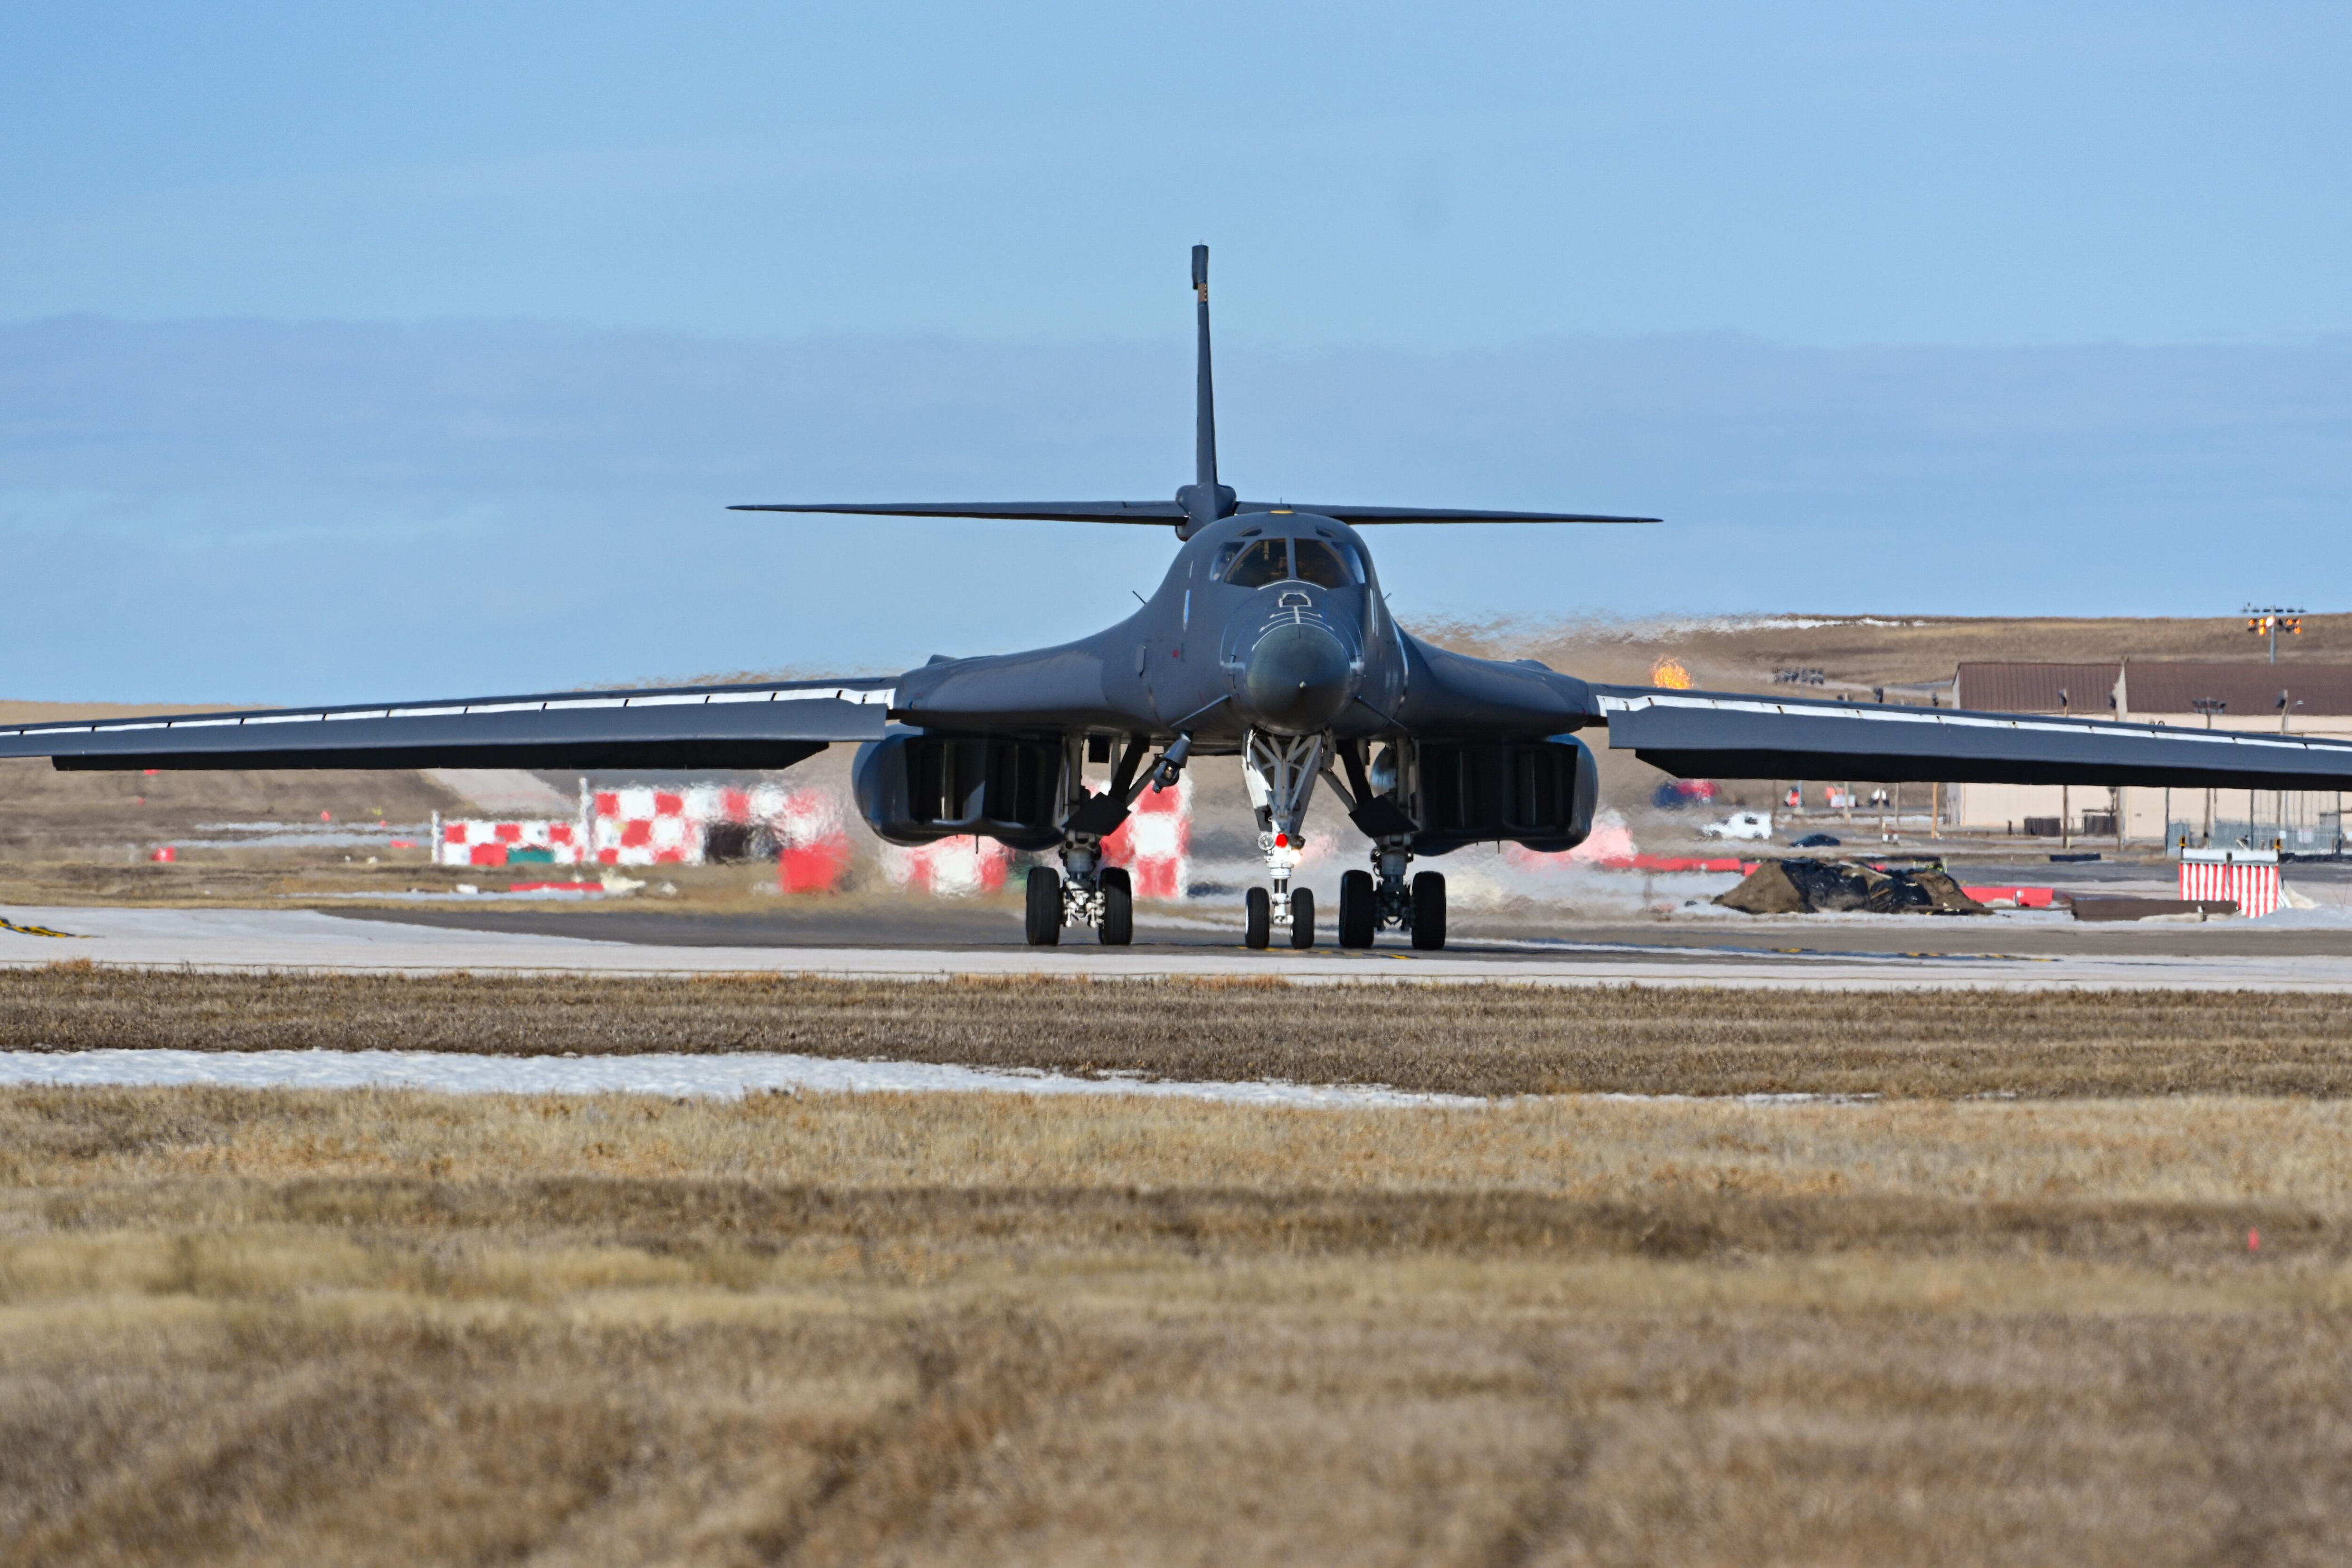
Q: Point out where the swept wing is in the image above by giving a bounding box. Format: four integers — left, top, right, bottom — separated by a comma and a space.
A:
1598, 686, 2352, 791
0, 678, 893, 772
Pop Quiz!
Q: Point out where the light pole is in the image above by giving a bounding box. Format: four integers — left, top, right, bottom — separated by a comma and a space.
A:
2245, 604, 2305, 664
2192, 697, 2226, 844
2279, 691, 2304, 845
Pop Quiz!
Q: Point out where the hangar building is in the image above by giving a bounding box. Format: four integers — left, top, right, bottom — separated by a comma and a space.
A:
1946, 661, 2352, 847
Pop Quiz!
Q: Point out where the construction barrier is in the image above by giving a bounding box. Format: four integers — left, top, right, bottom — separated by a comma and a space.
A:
1105, 775, 1192, 898
437, 819, 585, 868
883, 836, 1012, 896
1962, 885, 2059, 909
1597, 854, 1756, 874
591, 788, 695, 866
589, 784, 850, 884
2180, 849, 2282, 918
772, 788, 853, 893
437, 783, 851, 887
436, 775, 1194, 898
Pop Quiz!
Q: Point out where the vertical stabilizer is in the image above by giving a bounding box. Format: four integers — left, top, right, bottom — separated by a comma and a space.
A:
1176, 244, 1235, 539
1194, 245, 1217, 499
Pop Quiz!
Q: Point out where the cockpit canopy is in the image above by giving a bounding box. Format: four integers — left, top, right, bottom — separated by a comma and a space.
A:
1213, 531, 1364, 589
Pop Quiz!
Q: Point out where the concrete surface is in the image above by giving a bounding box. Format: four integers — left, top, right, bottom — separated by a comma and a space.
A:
8, 902, 2352, 990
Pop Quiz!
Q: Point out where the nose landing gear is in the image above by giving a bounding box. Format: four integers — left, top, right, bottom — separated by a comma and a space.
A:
1242, 728, 1324, 950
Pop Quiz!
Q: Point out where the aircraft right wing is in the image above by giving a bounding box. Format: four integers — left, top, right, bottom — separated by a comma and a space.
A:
1597, 686, 2352, 790
0, 677, 895, 772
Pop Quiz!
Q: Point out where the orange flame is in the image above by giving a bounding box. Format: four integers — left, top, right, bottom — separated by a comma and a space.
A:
1650, 658, 1694, 690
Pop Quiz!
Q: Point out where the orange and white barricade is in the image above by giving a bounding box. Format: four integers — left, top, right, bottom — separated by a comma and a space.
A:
2180, 848, 2282, 918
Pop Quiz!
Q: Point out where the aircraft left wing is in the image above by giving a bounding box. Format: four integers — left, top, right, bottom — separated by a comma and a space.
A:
1596, 686, 2352, 791
0, 678, 895, 772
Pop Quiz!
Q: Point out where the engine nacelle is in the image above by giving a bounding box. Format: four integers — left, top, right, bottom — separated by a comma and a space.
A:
1409, 735, 1599, 855
852, 733, 1066, 851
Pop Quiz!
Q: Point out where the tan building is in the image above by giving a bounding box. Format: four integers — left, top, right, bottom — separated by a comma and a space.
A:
1944, 661, 2352, 847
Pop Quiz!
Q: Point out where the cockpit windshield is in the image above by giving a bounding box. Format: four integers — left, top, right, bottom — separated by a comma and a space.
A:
1290, 539, 1357, 588
1222, 538, 1291, 588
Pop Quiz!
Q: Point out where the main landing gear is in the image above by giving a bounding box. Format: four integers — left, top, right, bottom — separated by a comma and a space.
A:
1025, 863, 1131, 948
1025, 730, 1181, 948
1331, 836, 1445, 951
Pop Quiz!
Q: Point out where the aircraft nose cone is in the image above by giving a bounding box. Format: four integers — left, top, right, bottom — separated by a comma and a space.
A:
1241, 621, 1356, 734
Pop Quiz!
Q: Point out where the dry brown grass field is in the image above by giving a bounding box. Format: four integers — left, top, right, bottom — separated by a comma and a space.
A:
11, 968, 2352, 1099
6, 1082, 2352, 1566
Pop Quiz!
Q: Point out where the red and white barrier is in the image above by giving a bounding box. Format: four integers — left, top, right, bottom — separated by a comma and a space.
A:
1105, 775, 1191, 899
2180, 850, 2282, 918
586, 784, 853, 889
773, 787, 852, 893
883, 836, 1012, 897
1963, 885, 2059, 909
592, 788, 694, 866
437, 819, 584, 868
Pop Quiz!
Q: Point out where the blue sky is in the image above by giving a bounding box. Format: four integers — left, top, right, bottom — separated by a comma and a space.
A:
4, 4, 2350, 700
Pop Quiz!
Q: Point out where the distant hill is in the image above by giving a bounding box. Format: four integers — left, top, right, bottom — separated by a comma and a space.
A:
1419, 612, 2352, 698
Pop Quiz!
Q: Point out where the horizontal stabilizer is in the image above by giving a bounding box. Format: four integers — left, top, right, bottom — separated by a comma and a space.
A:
1598, 686, 2352, 791
732, 501, 1657, 526
732, 501, 1187, 524
1273, 505, 1658, 525
0, 679, 893, 772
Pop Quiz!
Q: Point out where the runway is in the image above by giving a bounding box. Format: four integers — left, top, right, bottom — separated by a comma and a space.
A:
7, 901, 2352, 989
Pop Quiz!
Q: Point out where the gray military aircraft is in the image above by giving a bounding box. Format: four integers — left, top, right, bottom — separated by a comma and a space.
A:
10, 245, 2352, 949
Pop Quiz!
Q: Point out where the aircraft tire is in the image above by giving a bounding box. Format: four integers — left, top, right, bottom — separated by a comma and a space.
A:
1288, 887, 1315, 949
1244, 887, 1272, 950
1099, 866, 1133, 946
1025, 866, 1063, 947
1409, 871, 1447, 950
1337, 870, 1375, 948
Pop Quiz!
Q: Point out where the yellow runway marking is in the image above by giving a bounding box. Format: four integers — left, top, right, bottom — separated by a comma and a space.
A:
0, 917, 85, 939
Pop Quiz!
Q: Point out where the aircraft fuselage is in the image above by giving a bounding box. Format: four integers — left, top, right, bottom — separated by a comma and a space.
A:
891, 508, 1599, 752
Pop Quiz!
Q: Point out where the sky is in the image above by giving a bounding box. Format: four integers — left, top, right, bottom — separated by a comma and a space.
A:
4, 3, 2350, 701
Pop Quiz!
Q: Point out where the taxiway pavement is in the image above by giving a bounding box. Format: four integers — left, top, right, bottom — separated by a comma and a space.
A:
6, 902, 2352, 990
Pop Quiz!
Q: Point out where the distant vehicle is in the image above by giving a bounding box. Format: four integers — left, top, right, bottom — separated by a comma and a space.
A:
1791, 832, 1842, 848
1702, 811, 1776, 841
1651, 778, 1722, 810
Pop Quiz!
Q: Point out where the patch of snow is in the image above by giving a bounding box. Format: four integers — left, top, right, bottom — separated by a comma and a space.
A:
0, 1048, 1488, 1110
0, 1050, 1896, 1109
2250, 904, 2352, 929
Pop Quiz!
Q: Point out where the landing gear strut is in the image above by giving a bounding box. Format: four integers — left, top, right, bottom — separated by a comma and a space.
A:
1352, 839, 1445, 951
1042, 839, 1133, 947
1022, 732, 1168, 948
1321, 739, 1444, 951
1242, 729, 1324, 950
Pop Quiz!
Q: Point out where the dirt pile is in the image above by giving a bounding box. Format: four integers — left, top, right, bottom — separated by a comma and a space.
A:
1716, 858, 1986, 916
